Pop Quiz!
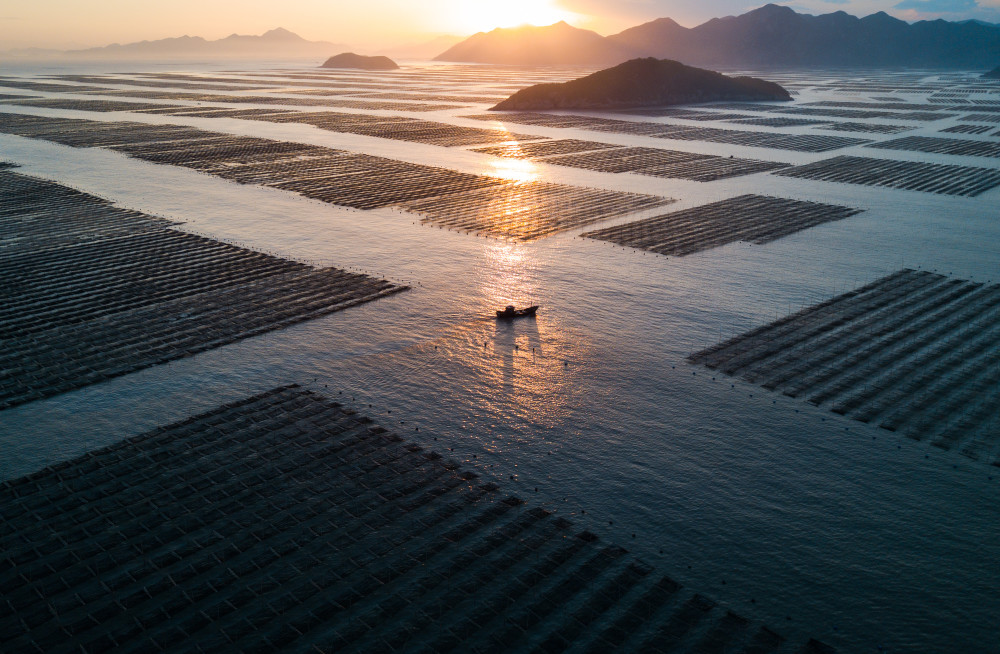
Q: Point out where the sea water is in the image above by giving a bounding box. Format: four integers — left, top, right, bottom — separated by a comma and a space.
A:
1, 62, 998, 652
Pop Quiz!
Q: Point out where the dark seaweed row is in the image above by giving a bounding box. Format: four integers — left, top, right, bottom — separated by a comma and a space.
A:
939, 124, 993, 135
727, 117, 828, 128
473, 140, 789, 183
816, 122, 914, 134
689, 269, 1000, 463
0, 98, 180, 113
0, 170, 405, 409
399, 180, 672, 241
471, 138, 622, 159
867, 135, 1000, 159
466, 112, 870, 153
773, 106, 951, 121
581, 194, 862, 257
4, 93, 460, 113
774, 155, 1000, 197
0, 385, 832, 654
0, 113, 668, 240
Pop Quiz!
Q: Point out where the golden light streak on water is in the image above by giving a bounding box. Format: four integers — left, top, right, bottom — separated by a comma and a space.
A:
484, 138, 541, 183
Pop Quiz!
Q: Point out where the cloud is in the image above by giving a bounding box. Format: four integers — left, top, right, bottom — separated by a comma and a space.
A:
557, 0, 780, 26
893, 0, 977, 10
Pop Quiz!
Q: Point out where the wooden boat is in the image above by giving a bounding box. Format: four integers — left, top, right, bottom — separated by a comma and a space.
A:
496, 305, 539, 319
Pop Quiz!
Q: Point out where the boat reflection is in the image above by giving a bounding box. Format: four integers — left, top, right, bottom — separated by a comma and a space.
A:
493, 312, 542, 390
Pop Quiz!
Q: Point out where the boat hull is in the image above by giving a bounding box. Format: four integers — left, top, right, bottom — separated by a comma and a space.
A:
496, 305, 539, 319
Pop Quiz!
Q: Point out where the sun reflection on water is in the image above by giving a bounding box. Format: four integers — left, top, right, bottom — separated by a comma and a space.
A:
486, 141, 541, 182
488, 153, 540, 183
480, 238, 535, 309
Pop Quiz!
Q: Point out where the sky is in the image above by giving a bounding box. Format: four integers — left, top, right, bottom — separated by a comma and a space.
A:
1, 0, 998, 51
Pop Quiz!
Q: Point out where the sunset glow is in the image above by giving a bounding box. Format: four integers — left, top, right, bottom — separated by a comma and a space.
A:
453, 0, 579, 33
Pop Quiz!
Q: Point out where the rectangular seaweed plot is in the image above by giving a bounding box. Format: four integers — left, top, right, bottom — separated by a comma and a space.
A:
960, 113, 1000, 124
541, 147, 789, 182
542, 147, 711, 174
471, 139, 623, 159
272, 156, 508, 210
866, 135, 1000, 158
726, 117, 829, 127
0, 98, 180, 112
0, 385, 825, 654
818, 122, 914, 134
774, 155, 1000, 197
581, 195, 861, 257
399, 181, 673, 241
940, 125, 994, 135
638, 156, 789, 182
469, 112, 869, 152
689, 270, 1000, 461
774, 106, 951, 121
0, 171, 405, 410
0, 114, 663, 239
254, 110, 544, 147
651, 125, 869, 153
0, 113, 220, 148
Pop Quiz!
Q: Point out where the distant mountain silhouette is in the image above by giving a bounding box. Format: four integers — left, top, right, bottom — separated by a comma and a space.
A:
65, 28, 345, 60
433, 22, 639, 65
607, 4, 1000, 67
492, 58, 790, 110
436, 5, 1000, 68
321, 52, 398, 70
985, 66, 1000, 78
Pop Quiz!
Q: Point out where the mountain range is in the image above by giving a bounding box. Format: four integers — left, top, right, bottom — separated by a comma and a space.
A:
433, 21, 634, 65
3, 28, 346, 61
436, 4, 1000, 68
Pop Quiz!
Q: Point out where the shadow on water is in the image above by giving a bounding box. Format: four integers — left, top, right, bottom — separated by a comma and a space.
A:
493, 314, 542, 389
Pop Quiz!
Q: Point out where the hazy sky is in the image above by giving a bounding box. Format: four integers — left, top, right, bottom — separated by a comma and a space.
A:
2, 0, 998, 50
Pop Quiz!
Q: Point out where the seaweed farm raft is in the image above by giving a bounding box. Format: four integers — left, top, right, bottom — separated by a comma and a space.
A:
866, 135, 1000, 159
581, 195, 862, 257
0, 114, 671, 241
0, 384, 832, 654
471, 140, 789, 182
466, 112, 870, 152
774, 155, 1000, 196
0, 168, 405, 410
688, 270, 1000, 463
399, 181, 672, 241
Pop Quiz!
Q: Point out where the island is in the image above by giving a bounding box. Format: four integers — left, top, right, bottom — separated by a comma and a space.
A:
320, 52, 398, 70
984, 66, 1000, 79
491, 58, 790, 111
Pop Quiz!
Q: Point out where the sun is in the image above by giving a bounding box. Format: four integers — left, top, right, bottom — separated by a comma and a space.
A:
455, 0, 578, 32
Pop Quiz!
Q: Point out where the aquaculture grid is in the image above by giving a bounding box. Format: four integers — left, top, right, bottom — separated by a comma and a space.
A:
773, 155, 1000, 196
0, 169, 405, 409
689, 270, 1000, 463
467, 112, 869, 153
581, 195, 862, 257
399, 181, 672, 241
0, 384, 833, 654
866, 135, 1000, 159
0, 114, 670, 240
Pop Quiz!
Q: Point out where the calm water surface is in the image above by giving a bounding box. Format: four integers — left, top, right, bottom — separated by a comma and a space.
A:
1, 63, 999, 652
